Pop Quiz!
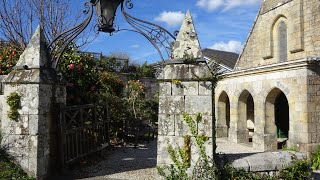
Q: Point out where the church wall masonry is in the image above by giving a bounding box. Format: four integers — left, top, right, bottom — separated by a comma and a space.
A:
216, 0, 320, 152
216, 63, 314, 151
235, 0, 320, 70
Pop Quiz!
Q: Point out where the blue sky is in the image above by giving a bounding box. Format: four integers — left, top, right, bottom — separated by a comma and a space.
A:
77, 0, 261, 64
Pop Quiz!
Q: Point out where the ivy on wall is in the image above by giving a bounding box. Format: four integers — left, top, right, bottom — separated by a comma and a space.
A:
6, 92, 20, 121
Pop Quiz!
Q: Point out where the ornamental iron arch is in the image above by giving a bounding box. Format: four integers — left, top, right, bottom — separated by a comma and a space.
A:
49, 0, 177, 70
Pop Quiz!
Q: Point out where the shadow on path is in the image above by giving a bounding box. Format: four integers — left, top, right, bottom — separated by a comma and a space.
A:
52, 140, 157, 180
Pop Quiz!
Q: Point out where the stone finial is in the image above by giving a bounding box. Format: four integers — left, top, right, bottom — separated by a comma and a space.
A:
15, 26, 51, 68
4, 26, 57, 83
171, 11, 202, 60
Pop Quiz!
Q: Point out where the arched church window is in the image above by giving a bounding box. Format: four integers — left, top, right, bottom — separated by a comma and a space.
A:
278, 20, 287, 63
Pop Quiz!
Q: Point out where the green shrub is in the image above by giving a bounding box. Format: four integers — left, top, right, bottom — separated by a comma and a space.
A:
219, 165, 260, 180
0, 132, 34, 179
0, 155, 34, 179
311, 145, 320, 170
279, 158, 312, 180
282, 145, 298, 152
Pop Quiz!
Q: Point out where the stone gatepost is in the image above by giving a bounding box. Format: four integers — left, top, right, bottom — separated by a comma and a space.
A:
0, 26, 66, 179
157, 11, 214, 171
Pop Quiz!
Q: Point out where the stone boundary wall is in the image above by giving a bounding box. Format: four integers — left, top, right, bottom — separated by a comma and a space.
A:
138, 77, 159, 99
116, 73, 158, 99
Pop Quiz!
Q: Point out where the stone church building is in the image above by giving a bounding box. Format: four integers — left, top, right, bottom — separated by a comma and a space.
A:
215, 0, 320, 152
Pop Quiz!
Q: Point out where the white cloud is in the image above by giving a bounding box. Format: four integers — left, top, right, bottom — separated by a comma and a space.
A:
154, 11, 185, 27
196, 0, 260, 11
196, 0, 224, 11
131, 44, 140, 48
208, 40, 243, 53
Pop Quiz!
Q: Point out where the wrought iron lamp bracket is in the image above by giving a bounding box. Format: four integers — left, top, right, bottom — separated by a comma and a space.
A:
49, 0, 177, 70
120, 0, 176, 61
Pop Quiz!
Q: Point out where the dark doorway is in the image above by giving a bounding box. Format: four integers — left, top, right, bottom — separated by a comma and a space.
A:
218, 91, 231, 138
226, 96, 230, 132
274, 92, 289, 148
247, 95, 254, 143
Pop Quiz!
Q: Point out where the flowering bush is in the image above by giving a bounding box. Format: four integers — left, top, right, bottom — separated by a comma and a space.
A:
127, 80, 144, 98
0, 44, 20, 75
99, 71, 124, 97
59, 47, 99, 104
127, 80, 145, 119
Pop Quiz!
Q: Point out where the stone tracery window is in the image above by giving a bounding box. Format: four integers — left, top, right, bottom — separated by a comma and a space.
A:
278, 20, 287, 63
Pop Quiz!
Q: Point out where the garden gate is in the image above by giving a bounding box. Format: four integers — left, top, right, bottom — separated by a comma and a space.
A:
59, 103, 109, 166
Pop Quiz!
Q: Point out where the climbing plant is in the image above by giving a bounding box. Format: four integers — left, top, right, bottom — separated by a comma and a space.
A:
311, 145, 320, 170
157, 113, 218, 180
6, 92, 21, 121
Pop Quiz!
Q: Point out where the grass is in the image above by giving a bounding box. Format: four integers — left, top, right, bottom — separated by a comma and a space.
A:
0, 147, 34, 180
281, 145, 298, 152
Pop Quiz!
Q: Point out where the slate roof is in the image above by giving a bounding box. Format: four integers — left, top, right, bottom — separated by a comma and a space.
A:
202, 48, 239, 70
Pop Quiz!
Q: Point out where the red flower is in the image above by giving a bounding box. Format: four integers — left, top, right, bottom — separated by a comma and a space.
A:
67, 63, 75, 70
67, 83, 75, 88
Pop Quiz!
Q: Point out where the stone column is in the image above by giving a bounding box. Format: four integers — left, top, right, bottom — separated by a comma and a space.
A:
157, 11, 214, 171
0, 26, 65, 179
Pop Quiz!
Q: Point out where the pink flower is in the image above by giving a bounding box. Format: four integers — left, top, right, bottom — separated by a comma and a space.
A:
68, 63, 75, 70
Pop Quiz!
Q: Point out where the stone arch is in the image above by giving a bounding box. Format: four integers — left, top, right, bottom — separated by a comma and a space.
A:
217, 91, 230, 137
265, 88, 290, 149
238, 90, 255, 143
271, 15, 288, 63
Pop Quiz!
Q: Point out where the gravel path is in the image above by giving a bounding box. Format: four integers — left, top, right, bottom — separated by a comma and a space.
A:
54, 138, 319, 180
69, 141, 158, 180
56, 138, 263, 180
65, 138, 262, 180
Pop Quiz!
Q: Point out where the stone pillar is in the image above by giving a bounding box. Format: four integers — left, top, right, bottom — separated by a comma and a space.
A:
157, 11, 214, 170
0, 26, 65, 179
216, 125, 229, 138
157, 62, 214, 166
